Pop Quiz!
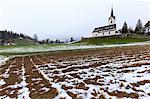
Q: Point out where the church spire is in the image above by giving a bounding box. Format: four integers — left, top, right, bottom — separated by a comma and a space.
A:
111, 8, 114, 17
108, 7, 115, 25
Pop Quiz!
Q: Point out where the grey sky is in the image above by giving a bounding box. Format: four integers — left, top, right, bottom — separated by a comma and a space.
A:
0, 0, 150, 40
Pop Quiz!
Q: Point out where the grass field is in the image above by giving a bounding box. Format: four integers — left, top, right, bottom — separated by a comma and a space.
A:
76, 36, 149, 45
13, 38, 36, 46
0, 40, 150, 57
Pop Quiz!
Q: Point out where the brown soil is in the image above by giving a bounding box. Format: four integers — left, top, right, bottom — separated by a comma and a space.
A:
1, 45, 150, 99
108, 91, 139, 99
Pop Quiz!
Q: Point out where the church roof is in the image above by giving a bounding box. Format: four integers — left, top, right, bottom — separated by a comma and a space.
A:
93, 24, 116, 33
145, 21, 150, 27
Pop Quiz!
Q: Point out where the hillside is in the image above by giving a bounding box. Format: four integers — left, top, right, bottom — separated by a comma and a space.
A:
13, 38, 36, 46
0, 38, 36, 46
0, 30, 36, 46
75, 35, 149, 45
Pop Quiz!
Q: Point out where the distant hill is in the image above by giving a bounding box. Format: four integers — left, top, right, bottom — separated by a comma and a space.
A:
75, 35, 149, 45
13, 38, 37, 46
0, 30, 36, 46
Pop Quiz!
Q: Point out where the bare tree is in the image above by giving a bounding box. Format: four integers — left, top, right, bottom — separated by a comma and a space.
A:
34, 34, 38, 42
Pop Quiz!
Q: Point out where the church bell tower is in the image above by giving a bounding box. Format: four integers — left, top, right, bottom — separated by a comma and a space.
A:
108, 8, 116, 25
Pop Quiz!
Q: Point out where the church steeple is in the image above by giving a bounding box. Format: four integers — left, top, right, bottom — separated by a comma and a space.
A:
111, 8, 114, 17
108, 7, 116, 25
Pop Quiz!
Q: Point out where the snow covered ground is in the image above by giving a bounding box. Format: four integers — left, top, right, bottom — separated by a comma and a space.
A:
36, 55, 150, 99
0, 55, 9, 65
0, 41, 150, 53
0, 45, 150, 99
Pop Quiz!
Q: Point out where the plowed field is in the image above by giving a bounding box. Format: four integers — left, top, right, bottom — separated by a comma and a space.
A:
0, 45, 150, 99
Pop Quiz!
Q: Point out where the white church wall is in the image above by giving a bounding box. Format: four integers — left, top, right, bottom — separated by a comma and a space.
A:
92, 30, 121, 37
145, 27, 150, 33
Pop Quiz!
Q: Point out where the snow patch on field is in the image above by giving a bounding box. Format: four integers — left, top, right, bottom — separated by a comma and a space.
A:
1, 46, 150, 98
33, 61, 72, 99
0, 79, 6, 86
35, 54, 150, 98
17, 65, 30, 99
2, 60, 16, 79
0, 55, 9, 65
0, 95, 11, 99
0, 59, 31, 99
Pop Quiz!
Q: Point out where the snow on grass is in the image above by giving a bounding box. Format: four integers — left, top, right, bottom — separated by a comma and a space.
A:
0, 41, 150, 53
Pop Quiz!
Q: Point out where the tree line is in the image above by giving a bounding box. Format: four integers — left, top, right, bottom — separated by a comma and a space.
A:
0, 30, 36, 45
121, 19, 150, 35
0, 30, 34, 40
0, 30, 75, 45
38, 37, 74, 44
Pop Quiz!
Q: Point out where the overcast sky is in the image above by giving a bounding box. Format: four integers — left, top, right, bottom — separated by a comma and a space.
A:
0, 0, 150, 40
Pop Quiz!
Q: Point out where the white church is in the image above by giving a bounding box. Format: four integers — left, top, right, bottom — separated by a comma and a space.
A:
92, 8, 121, 37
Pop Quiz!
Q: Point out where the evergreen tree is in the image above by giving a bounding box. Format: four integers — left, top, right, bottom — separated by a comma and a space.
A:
55, 39, 60, 43
0, 30, 34, 43
70, 37, 74, 42
50, 40, 54, 43
135, 19, 143, 34
122, 22, 128, 34
46, 39, 49, 43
